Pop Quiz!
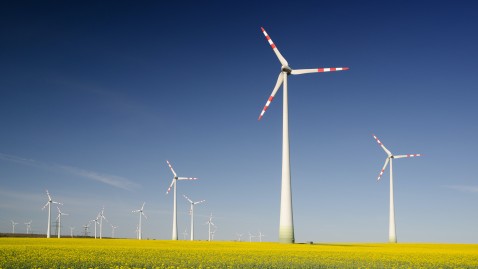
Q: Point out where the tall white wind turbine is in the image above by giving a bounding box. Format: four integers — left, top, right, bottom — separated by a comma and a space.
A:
42, 190, 62, 238
258, 27, 349, 243
165, 160, 198, 240
373, 134, 422, 243
90, 216, 99, 239
98, 207, 107, 239
132, 202, 147, 240
56, 206, 68, 238
183, 194, 205, 241
11, 220, 18, 234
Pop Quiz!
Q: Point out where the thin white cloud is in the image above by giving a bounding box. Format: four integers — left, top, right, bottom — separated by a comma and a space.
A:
444, 185, 478, 193
0, 153, 139, 190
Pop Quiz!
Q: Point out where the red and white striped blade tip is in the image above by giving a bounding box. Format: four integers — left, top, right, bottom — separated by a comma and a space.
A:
317, 67, 349, 72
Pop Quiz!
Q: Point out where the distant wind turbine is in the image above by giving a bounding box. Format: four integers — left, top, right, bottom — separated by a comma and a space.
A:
236, 233, 243, 242
182, 228, 188, 240
98, 207, 107, 239
206, 213, 215, 242
373, 134, 422, 243
90, 216, 99, 239
42, 190, 62, 238
165, 160, 198, 240
111, 225, 118, 238
248, 232, 254, 242
25, 220, 32, 234
56, 206, 68, 238
258, 231, 265, 242
183, 194, 205, 241
132, 202, 147, 240
11, 220, 18, 234
69, 227, 75, 238
257, 27, 349, 244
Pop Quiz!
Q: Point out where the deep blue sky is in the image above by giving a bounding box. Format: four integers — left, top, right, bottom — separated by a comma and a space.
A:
1, 1, 477, 242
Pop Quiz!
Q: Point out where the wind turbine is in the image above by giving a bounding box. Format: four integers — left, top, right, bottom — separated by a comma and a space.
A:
25, 220, 32, 234
11, 220, 18, 234
258, 231, 266, 242
257, 27, 349, 244
98, 207, 107, 239
248, 232, 254, 242
90, 216, 99, 239
236, 233, 243, 242
183, 194, 205, 241
69, 227, 75, 238
182, 228, 188, 240
42, 190, 62, 238
206, 213, 215, 242
165, 160, 198, 240
56, 206, 68, 238
373, 134, 422, 243
111, 225, 118, 238
132, 202, 147, 240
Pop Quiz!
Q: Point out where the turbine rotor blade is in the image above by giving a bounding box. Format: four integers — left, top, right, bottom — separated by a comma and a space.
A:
177, 177, 198, 180
166, 160, 177, 177
183, 195, 193, 204
194, 199, 206, 205
373, 134, 392, 156
377, 157, 390, 181
258, 72, 284, 120
141, 202, 145, 211
394, 154, 422, 159
46, 190, 52, 201
42, 202, 49, 210
261, 27, 289, 66
166, 178, 175, 194
291, 67, 349, 75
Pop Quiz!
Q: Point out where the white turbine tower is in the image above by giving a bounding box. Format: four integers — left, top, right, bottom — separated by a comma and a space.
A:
42, 190, 62, 238
25, 220, 32, 234
11, 220, 18, 234
98, 207, 107, 239
111, 225, 118, 238
257, 27, 349, 244
373, 134, 422, 243
132, 202, 147, 240
56, 206, 68, 238
69, 227, 75, 238
183, 194, 205, 241
90, 216, 99, 239
165, 160, 198, 240
206, 213, 215, 242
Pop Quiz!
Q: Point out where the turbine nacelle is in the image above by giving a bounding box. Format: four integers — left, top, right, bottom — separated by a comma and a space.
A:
281, 65, 292, 74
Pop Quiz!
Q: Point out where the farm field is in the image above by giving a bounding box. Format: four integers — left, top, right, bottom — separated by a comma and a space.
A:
1, 238, 478, 268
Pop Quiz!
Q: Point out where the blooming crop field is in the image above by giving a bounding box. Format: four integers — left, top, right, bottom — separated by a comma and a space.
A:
1, 238, 477, 268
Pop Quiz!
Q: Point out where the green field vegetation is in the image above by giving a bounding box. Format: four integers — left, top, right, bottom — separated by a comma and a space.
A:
1, 238, 477, 268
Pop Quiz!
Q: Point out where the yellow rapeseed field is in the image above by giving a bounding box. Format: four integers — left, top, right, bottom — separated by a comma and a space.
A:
1, 238, 477, 268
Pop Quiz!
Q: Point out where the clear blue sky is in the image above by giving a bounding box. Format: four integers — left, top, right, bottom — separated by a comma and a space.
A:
1, 1, 477, 242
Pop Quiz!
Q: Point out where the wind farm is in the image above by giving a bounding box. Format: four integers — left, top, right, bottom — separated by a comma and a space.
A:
1, 1, 478, 268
